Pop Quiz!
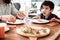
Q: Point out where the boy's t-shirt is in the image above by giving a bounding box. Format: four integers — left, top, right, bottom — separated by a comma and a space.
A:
40, 13, 59, 20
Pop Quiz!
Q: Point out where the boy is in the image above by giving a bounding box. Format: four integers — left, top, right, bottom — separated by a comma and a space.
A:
33, 1, 59, 21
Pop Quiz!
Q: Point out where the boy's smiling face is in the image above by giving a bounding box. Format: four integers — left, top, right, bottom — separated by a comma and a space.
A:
41, 5, 53, 16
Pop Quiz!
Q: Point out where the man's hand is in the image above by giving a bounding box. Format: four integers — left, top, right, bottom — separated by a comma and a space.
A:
1, 15, 16, 22
8, 15, 16, 22
17, 11, 26, 20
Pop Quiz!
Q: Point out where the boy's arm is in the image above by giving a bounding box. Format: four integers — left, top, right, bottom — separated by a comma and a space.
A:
54, 14, 60, 19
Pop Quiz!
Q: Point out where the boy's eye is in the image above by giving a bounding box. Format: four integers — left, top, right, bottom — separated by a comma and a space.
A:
46, 8, 48, 9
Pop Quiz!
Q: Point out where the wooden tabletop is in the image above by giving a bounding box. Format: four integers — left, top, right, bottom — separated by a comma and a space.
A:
4, 22, 60, 40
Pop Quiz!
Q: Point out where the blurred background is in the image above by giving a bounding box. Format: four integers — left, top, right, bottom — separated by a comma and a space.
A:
11, 0, 60, 18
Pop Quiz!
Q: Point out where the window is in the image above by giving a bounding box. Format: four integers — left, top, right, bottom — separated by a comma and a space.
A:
50, 0, 60, 6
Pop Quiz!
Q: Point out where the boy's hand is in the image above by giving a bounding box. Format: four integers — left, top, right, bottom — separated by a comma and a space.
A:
50, 17, 55, 22
32, 16, 40, 19
50, 17, 59, 22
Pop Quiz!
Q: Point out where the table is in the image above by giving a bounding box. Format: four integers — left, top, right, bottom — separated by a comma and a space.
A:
4, 22, 60, 40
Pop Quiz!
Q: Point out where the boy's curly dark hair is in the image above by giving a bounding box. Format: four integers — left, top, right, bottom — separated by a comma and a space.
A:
3, 0, 11, 4
40, 1, 54, 10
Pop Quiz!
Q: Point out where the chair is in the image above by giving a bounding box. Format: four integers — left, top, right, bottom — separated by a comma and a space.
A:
13, 3, 21, 10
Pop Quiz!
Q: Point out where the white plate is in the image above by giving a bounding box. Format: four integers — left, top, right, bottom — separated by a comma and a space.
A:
16, 27, 50, 37
31, 19, 49, 23
6, 19, 25, 24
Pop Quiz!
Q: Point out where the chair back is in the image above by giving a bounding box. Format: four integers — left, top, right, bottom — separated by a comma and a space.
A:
13, 3, 21, 10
